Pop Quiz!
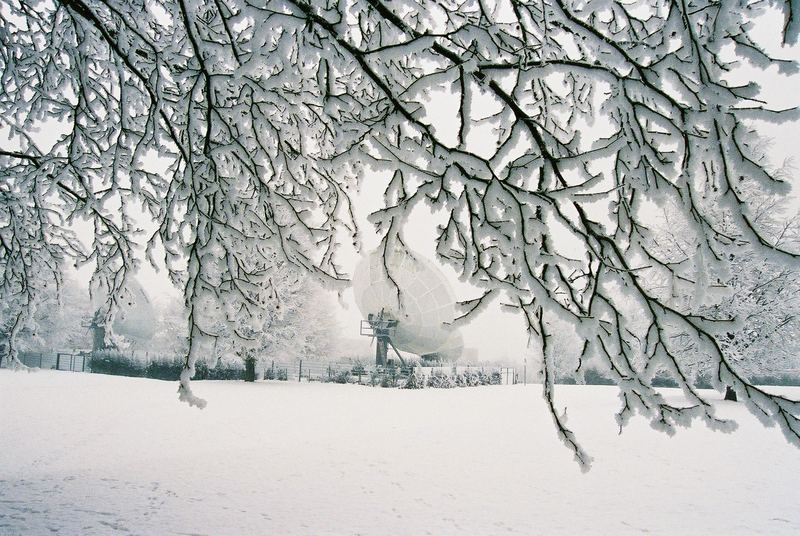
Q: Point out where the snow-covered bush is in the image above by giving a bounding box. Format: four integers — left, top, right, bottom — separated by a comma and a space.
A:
369, 370, 381, 387
90, 351, 245, 381
350, 364, 367, 384
402, 370, 426, 389
464, 370, 481, 387
427, 371, 456, 389
333, 370, 352, 384
144, 358, 185, 381
380, 374, 395, 388
263, 363, 290, 381
454, 369, 491, 387
454, 373, 466, 388
477, 371, 491, 386
89, 350, 145, 378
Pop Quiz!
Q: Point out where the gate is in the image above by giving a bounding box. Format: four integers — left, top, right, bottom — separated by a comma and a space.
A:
55, 353, 87, 372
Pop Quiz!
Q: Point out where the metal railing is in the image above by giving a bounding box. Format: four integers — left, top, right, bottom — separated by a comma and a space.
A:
359, 319, 398, 338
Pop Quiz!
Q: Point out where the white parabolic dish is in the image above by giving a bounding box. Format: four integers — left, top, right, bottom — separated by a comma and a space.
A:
353, 245, 463, 359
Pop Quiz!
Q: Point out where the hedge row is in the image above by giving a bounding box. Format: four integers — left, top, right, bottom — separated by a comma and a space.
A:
402, 370, 503, 389
89, 351, 245, 381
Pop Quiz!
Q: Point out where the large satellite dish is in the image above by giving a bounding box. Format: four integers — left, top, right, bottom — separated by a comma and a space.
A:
353, 244, 462, 365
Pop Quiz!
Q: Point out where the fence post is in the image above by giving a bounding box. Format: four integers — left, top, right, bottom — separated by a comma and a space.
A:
56, 353, 61, 370
298, 359, 302, 382
39, 353, 43, 368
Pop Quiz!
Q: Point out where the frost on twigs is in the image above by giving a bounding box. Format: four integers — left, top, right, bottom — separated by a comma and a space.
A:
345, 0, 800, 462
0, 0, 358, 399
543, 361, 593, 472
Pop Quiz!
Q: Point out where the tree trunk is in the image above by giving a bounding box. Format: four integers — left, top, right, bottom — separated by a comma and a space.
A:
244, 357, 256, 383
724, 385, 738, 401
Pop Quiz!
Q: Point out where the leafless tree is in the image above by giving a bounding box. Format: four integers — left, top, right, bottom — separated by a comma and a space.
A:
649, 149, 800, 401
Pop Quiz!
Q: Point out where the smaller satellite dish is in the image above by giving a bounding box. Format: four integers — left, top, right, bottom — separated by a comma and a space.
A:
353, 244, 461, 364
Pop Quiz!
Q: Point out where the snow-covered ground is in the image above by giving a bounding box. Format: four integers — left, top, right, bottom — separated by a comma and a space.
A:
1, 370, 798, 535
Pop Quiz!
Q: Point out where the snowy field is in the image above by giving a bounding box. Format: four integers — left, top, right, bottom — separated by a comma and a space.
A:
1, 370, 798, 535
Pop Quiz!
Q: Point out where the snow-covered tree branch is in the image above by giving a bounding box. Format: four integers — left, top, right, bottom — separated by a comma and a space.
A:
0, 0, 359, 404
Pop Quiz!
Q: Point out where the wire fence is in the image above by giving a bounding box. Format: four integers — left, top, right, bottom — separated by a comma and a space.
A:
263, 359, 399, 384
8, 351, 800, 389
16, 351, 88, 372
8, 350, 519, 386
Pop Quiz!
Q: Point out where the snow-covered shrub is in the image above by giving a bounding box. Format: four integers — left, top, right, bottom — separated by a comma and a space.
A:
454, 370, 486, 387
91, 352, 245, 381
477, 371, 491, 386
427, 371, 456, 389
351, 364, 367, 384
373, 365, 400, 388
334, 370, 352, 384
556, 368, 615, 386
146, 357, 195, 381
464, 370, 481, 387
262, 367, 289, 381
402, 370, 425, 389
380, 374, 394, 388
748, 374, 800, 387
89, 350, 145, 378
145, 357, 185, 381
206, 362, 246, 381
369, 370, 380, 387
651, 373, 679, 388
